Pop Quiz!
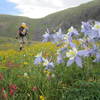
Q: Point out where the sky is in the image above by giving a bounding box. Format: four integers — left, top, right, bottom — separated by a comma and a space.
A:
0, 0, 93, 18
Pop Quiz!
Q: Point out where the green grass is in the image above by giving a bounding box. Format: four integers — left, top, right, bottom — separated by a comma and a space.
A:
0, 62, 100, 100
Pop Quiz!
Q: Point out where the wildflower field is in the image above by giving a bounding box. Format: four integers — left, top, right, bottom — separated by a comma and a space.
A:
0, 21, 100, 100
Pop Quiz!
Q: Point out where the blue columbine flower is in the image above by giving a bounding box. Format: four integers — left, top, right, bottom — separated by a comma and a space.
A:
81, 21, 99, 40
34, 52, 44, 65
42, 28, 52, 42
52, 28, 65, 44
81, 21, 92, 36
66, 48, 83, 68
92, 21, 100, 40
45, 62, 55, 70
66, 47, 96, 68
43, 59, 54, 70
68, 26, 79, 37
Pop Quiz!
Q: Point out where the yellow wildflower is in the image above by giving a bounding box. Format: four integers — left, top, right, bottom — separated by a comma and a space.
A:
23, 62, 28, 65
44, 70, 51, 76
40, 95, 45, 100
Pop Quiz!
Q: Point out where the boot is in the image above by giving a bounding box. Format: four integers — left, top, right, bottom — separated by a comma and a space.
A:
20, 47, 23, 51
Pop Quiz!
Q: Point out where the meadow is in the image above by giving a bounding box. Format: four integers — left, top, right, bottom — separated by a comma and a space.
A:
0, 21, 100, 100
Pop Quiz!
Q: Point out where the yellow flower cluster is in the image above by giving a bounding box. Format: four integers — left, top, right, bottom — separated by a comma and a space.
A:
40, 95, 45, 100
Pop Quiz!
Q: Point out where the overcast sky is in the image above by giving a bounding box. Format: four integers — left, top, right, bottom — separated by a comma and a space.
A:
0, 0, 93, 18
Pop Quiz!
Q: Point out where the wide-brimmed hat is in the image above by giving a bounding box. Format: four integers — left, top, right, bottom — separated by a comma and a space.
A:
21, 22, 27, 28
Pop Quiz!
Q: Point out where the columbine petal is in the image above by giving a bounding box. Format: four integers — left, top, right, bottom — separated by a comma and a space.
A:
67, 59, 74, 66
34, 57, 43, 65
70, 42, 76, 48
75, 56, 82, 68
57, 54, 64, 64
45, 62, 54, 70
78, 50, 90, 57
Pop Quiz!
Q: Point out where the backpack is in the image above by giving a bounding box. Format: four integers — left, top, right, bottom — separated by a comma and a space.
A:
19, 26, 28, 36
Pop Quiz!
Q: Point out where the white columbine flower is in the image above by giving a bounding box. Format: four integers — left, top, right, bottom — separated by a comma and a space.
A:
68, 26, 74, 32
66, 48, 78, 60
43, 59, 49, 66
93, 21, 100, 29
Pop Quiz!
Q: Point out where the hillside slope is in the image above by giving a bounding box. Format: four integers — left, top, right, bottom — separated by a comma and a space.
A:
0, 0, 100, 41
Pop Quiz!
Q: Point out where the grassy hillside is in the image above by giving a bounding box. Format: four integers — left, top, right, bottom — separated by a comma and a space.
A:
0, 0, 100, 41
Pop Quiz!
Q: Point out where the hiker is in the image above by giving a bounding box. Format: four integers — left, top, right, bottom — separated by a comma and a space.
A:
16, 22, 29, 50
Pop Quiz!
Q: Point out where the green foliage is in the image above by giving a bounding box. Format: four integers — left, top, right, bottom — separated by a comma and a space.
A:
0, 61, 100, 100
62, 81, 100, 100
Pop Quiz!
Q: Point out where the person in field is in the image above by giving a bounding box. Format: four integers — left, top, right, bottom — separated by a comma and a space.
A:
16, 22, 29, 50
